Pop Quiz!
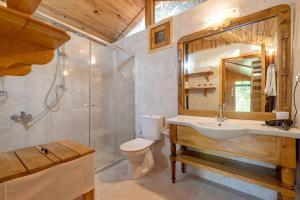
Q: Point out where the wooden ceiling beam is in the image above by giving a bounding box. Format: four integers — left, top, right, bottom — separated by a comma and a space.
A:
145, 0, 155, 27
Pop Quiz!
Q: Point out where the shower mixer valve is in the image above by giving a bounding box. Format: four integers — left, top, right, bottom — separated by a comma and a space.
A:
11, 111, 33, 124
0, 90, 7, 97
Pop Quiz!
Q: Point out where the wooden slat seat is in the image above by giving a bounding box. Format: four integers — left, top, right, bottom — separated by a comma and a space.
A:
14, 147, 54, 174
0, 151, 27, 183
0, 141, 95, 183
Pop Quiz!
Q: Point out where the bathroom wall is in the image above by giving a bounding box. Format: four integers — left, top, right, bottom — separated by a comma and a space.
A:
115, 0, 298, 199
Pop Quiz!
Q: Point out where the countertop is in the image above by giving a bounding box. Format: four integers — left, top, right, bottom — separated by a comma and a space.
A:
167, 115, 300, 139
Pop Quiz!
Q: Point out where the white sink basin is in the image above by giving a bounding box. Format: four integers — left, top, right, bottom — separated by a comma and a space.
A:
191, 121, 247, 139
167, 116, 300, 140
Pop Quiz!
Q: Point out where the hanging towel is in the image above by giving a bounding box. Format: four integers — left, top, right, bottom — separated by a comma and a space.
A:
264, 64, 277, 96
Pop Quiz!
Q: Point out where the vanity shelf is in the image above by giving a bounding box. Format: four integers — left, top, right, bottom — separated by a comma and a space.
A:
176, 149, 295, 197
185, 70, 213, 81
185, 85, 216, 96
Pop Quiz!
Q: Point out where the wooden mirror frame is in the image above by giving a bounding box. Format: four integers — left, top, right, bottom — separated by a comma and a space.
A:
177, 5, 292, 120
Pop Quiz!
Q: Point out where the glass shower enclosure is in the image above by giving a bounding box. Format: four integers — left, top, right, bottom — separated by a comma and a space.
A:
46, 33, 135, 169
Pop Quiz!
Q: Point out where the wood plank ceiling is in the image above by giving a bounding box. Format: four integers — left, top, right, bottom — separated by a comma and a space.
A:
188, 17, 277, 54
36, 0, 146, 43
205, 17, 278, 47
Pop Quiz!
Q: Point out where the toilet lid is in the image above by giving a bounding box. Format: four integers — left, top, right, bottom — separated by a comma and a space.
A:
120, 138, 153, 152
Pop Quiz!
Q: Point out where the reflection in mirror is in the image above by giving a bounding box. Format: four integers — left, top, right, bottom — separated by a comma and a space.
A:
183, 17, 278, 112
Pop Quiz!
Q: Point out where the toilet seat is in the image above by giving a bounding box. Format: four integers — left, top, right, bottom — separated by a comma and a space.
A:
120, 138, 153, 152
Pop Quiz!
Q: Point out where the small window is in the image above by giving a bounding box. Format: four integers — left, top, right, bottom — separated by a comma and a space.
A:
155, 0, 204, 23
235, 81, 251, 112
149, 18, 173, 52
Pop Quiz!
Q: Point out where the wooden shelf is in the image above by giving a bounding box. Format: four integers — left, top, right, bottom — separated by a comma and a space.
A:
185, 86, 216, 90
0, 3, 70, 77
185, 85, 216, 96
176, 149, 296, 197
185, 70, 213, 81
185, 70, 213, 77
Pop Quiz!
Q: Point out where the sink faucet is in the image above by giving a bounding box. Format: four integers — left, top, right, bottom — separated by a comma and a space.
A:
216, 103, 227, 122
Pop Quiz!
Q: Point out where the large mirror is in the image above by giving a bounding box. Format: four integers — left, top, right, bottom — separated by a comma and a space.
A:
183, 17, 278, 112
178, 5, 292, 119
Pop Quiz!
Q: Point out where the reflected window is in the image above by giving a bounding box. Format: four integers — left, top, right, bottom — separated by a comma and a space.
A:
155, 0, 204, 23
235, 81, 251, 112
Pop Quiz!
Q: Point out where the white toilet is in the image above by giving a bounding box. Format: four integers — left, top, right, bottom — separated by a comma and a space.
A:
120, 115, 164, 179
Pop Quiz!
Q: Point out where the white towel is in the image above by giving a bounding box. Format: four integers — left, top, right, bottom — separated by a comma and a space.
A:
264, 64, 277, 96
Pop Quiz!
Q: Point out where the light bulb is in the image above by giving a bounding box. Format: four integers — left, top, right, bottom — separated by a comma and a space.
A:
63, 69, 69, 76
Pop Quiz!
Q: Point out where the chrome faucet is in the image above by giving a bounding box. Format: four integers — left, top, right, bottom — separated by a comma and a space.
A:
216, 103, 227, 122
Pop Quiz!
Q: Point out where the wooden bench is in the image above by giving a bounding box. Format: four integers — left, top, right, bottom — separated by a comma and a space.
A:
0, 140, 95, 200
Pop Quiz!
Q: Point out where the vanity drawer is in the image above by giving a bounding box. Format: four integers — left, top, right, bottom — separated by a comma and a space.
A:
176, 126, 281, 164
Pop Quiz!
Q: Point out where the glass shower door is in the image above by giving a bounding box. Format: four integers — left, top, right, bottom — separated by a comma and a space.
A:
90, 41, 116, 169
90, 42, 134, 169
45, 33, 90, 146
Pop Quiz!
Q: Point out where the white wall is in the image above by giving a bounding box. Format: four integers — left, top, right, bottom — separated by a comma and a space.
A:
115, 0, 299, 199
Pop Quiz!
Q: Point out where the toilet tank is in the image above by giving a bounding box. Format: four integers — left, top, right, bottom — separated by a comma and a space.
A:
141, 115, 164, 141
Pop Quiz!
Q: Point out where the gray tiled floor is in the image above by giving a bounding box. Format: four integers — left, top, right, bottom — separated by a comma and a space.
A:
94, 161, 263, 200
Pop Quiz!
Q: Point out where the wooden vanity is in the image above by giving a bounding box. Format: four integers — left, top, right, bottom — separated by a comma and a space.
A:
171, 4, 297, 200
0, 140, 95, 200
169, 124, 296, 199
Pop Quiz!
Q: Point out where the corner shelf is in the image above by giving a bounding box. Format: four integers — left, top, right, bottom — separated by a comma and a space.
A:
0, 3, 70, 77
176, 149, 295, 197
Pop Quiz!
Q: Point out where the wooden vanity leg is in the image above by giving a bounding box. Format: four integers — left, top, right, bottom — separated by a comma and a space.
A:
181, 146, 186, 173
181, 163, 186, 173
279, 138, 296, 200
169, 125, 177, 183
281, 167, 295, 190
171, 143, 176, 183
83, 188, 95, 200
278, 193, 295, 200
